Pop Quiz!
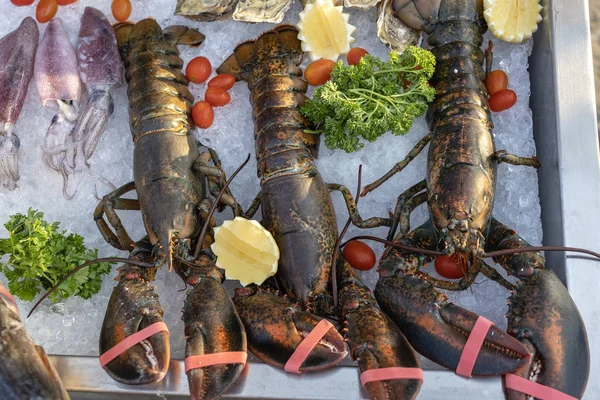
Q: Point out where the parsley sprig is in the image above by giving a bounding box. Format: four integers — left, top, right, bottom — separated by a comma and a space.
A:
0, 209, 114, 302
301, 46, 436, 152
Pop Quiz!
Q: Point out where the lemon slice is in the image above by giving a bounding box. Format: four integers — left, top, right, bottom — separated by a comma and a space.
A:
211, 217, 279, 286
297, 0, 356, 61
484, 0, 543, 43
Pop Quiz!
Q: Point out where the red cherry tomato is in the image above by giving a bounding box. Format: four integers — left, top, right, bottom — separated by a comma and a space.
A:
192, 101, 214, 129
57, 0, 77, 5
488, 89, 517, 112
111, 0, 131, 22
434, 255, 466, 279
347, 47, 369, 66
486, 70, 509, 95
186, 57, 211, 84
205, 87, 231, 107
343, 241, 376, 271
208, 74, 236, 90
11, 0, 35, 6
36, 0, 58, 23
305, 59, 335, 86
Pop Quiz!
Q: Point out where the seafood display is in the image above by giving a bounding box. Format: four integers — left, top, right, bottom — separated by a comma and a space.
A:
334, 0, 588, 398
217, 25, 423, 398
0, 18, 38, 190
0, 0, 595, 399
0, 283, 69, 399
95, 19, 246, 400
39, 9, 122, 199
35, 18, 83, 196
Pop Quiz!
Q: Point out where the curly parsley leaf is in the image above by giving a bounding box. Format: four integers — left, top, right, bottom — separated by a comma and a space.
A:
0, 208, 114, 302
301, 46, 436, 153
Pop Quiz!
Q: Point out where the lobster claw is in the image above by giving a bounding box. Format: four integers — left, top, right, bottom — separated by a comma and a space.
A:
233, 286, 347, 371
99, 267, 170, 385
338, 258, 421, 400
182, 274, 247, 400
506, 269, 589, 399
375, 271, 531, 375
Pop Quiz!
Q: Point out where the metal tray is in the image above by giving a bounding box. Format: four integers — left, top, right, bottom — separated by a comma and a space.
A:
49, 0, 600, 398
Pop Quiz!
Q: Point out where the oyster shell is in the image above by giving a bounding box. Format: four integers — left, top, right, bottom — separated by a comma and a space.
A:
301, 0, 342, 6
233, 0, 293, 23
377, 0, 421, 52
175, 0, 237, 21
344, 0, 379, 10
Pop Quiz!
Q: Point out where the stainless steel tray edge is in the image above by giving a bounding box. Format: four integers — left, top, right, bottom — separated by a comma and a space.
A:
51, 355, 506, 400
539, 1, 600, 400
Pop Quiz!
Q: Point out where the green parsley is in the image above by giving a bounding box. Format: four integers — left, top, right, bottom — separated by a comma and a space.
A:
301, 46, 436, 152
0, 208, 114, 302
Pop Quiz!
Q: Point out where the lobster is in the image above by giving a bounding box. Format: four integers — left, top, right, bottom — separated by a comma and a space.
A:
332, 0, 589, 398
217, 25, 423, 399
93, 19, 247, 400
0, 283, 69, 399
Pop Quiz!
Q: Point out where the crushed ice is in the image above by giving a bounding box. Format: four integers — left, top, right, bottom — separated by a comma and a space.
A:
0, 1, 541, 359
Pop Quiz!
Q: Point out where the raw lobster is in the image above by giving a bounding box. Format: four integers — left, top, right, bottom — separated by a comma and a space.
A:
95, 19, 247, 400
218, 25, 422, 399
0, 283, 69, 399
336, 0, 589, 398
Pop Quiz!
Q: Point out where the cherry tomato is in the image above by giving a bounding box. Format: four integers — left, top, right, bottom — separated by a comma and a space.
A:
485, 70, 509, 95
112, 0, 132, 22
488, 89, 517, 112
56, 0, 77, 5
205, 87, 231, 107
434, 254, 467, 279
36, 0, 58, 23
208, 74, 236, 90
343, 241, 376, 271
192, 101, 214, 129
186, 57, 212, 84
347, 47, 369, 66
304, 59, 335, 86
10, 0, 35, 6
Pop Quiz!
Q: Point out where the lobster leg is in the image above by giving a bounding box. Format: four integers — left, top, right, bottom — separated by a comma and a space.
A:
93, 181, 139, 251
375, 220, 531, 376
387, 179, 427, 240
328, 183, 393, 228
99, 238, 170, 385
361, 133, 432, 196
193, 149, 244, 216
485, 218, 589, 399
338, 257, 422, 400
493, 150, 540, 168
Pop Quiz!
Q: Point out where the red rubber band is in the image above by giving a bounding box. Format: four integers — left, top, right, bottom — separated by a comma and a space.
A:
99, 322, 169, 368
455, 316, 493, 377
184, 351, 247, 373
505, 374, 578, 400
360, 367, 424, 388
0, 285, 18, 314
284, 319, 335, 374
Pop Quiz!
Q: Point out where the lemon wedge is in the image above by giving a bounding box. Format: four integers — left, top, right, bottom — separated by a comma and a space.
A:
484, 0, 543, 43
211, 217, 279, 286
297, 0, 356, 61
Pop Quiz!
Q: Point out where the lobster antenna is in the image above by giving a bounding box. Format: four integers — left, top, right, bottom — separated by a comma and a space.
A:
27, 257, 154, 318
193, 154, 251, 259
341, 235, 446, 257
485, 246, 600, 260
342, 236, 600, 261
331, 164, 362, 307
